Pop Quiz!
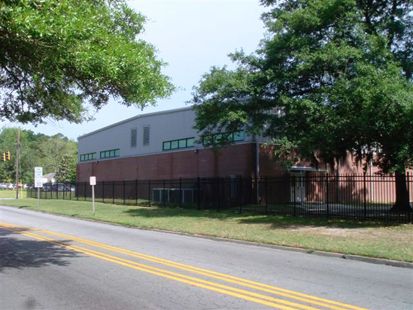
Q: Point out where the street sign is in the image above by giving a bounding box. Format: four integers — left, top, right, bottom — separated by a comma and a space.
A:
34, 167, 43, 188
90, 176, 96, 215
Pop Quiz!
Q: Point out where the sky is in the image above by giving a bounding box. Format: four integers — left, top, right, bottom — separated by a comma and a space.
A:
1, 0, 266, 141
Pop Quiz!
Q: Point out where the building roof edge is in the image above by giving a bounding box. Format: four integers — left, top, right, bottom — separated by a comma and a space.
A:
78, 105, 194, 140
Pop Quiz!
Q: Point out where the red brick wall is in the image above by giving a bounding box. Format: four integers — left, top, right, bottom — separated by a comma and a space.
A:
77, 143, 413, 183
77, 143, 257, 182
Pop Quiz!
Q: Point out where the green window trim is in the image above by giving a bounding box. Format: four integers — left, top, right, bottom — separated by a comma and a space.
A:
162, 137, 195, 151
202, 130, 245, 147
79, 152, 96, 162
100, 148, 120, 159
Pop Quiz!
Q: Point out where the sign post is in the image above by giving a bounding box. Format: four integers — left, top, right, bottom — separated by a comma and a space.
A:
34, 167, 43, 208
90, 176, 96, 215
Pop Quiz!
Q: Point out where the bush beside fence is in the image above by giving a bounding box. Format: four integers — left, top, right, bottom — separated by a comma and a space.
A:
28, 173, 413, 222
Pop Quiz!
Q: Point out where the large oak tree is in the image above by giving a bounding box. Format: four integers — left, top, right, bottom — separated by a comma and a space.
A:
193, 0, 413, 210
0, 0, 173, 123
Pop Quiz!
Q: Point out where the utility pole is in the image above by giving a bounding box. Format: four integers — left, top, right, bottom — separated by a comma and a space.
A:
15, 129, 20, 199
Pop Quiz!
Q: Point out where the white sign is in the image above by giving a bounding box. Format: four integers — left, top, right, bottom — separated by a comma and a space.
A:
90, 176, 96, 215
34, 167, 43, 188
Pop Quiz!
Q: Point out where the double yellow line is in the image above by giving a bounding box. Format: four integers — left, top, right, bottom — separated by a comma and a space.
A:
0, 222, 366, 310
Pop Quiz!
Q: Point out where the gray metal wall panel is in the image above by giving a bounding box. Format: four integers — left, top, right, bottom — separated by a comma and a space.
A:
78, 107, 255, 162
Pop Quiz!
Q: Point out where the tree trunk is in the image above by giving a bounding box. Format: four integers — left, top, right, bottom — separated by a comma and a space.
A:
391, 172, 412, 212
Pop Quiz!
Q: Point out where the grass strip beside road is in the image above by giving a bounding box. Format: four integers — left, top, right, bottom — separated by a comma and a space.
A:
0, 190, 27, 198
1, 198, 412, 262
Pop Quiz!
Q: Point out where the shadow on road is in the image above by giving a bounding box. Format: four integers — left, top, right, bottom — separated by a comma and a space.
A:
0, 228, 80, 272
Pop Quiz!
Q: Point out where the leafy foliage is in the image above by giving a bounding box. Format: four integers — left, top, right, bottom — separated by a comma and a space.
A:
0, 128, 77, 183
193, 0, 413, 174
0, 0, 173, 123
55, 154, 76, 183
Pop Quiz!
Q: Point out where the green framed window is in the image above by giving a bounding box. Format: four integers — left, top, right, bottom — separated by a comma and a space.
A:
162, 137, 195, 151
202, 130, 246, 146
79, 152, 96, 162
100, 148, 120, 159
186, 137, 195, 148
171, 140, 179, 149
233, 131, 245, 141
163, 141, 171, 150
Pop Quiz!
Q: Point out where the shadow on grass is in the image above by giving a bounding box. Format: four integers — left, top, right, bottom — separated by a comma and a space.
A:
236, 215, 406, 229
0, 227, 81, 272
123, 206, 237, 220
123, 205, 407, 229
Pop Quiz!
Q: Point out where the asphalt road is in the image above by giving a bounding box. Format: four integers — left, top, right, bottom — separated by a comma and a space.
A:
0, 206, 412, 310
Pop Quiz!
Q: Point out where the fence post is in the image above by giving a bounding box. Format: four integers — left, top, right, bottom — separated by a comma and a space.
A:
123, 180, 126, 205
135, 179, 138, 206
112, 182, 115, 204
179, 178, 182, 207
239, 177, 243, 214
148, 180, 151, 207
407, 172, 412, 223
84, 182, 86, 201
217, 177, 220, 211
102, 181, 105, 203
264, 177, 268, 214
363, 173, 367, 219
326, 174, 330, 217
162, 180, 166, 207
293, 175, 297, 216
197, 177, 201, 210
255, 176, 259, 204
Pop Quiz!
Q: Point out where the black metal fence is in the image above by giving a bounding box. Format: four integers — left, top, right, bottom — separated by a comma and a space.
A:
28, 173, 413, 222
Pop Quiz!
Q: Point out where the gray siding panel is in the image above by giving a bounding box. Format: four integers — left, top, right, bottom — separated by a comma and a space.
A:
78, 107, 254, 162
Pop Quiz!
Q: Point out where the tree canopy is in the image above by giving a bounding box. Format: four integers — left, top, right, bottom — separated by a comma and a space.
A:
0, 0, 173, 123
0, 128, 77, 183
193, 0, 413, 174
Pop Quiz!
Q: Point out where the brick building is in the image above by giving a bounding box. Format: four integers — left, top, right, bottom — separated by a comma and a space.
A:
76, 106, 412, 208
77, 106, 289, 182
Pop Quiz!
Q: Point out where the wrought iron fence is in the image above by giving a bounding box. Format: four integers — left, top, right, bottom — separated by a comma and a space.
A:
28, 173, 413, 222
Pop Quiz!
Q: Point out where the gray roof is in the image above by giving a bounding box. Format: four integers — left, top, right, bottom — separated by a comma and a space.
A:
78, 105, 194, 140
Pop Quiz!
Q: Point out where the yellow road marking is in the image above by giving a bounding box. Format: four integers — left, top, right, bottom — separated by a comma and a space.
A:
35, 227, 365, 310
1, 226, 315, 310
0, 223, 367, 310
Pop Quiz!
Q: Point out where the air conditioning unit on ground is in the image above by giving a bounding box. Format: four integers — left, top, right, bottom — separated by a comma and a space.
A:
152, 188, 195, 204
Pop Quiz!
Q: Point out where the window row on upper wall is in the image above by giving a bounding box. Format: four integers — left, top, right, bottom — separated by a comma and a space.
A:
100, 148, 120, 159
80, 149, 120, 162
79, 152, 96, 162
79, 131, 245, 162
202, 131, 245, 146
163, 137, 195, 151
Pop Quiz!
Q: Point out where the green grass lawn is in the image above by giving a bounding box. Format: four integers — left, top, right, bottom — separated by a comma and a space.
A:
1, 198, 412, 262
0, 189, 27, 198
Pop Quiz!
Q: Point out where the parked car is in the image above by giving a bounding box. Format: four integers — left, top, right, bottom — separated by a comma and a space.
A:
43, 183, 74, 192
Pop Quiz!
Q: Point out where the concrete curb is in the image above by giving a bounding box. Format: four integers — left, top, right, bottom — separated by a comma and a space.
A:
2, 205, 413, 269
